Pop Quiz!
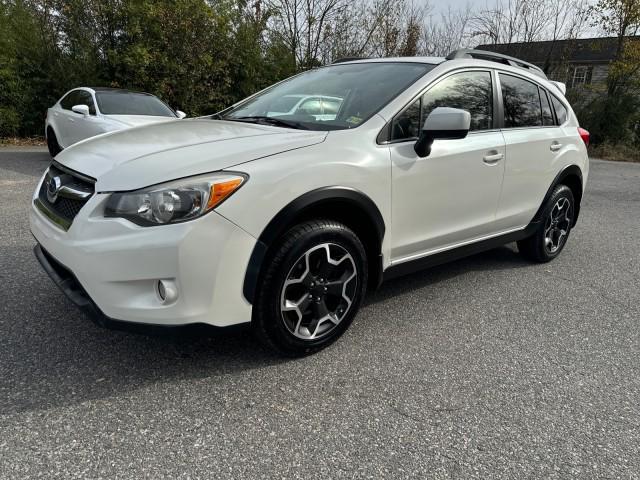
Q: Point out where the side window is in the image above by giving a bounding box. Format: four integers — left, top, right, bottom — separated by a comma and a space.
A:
60, 91, 78, 110
540, 89, 554, 126
75, 90, 96, 115
550, 95, 568, 125
500, 74, 542, 128
390, 70, 493, 141
421, 71, 493, 131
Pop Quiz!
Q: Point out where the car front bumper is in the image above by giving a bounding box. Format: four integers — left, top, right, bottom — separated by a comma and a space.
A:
30, 183, 256, 328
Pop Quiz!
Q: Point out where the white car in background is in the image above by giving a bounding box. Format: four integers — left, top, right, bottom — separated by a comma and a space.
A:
45, 87, 186, 157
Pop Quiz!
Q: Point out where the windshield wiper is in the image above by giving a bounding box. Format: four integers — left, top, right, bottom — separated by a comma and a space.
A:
225, 116, 309, 130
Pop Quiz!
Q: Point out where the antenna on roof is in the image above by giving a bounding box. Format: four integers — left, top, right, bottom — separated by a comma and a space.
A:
446, 49, 547, 79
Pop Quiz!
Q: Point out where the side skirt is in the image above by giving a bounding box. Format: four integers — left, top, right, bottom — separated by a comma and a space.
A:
382, 222, 538, 281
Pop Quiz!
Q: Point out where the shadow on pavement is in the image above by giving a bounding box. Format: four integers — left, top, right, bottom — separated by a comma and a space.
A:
0, 242, 531, 415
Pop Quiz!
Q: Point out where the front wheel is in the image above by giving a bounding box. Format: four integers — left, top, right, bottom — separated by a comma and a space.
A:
518, 184, 575, 262
46, 128, 62, 158
253, 220, 368, 356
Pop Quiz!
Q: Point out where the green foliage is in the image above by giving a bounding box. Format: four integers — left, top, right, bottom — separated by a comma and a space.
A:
571, 88, 640, 144
0, 0, 298, 137
580, 0, 640, 151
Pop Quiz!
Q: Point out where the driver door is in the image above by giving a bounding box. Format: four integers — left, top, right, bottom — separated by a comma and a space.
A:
389, 70, 507, 262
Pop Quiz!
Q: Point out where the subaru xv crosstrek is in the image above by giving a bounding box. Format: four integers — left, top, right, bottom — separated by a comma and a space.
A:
31, 50, 589, 356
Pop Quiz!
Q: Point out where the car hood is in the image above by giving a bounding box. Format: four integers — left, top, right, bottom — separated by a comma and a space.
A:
106, 114, 177, 127
55, 119, 328, 191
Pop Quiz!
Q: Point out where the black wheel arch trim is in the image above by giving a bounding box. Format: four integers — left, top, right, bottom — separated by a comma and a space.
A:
242, 187, 385, 304
531, 164, 583, 226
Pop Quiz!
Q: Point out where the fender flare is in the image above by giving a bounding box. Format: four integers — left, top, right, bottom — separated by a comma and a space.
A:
242, 187, 385, 304
531, 164, 584, 226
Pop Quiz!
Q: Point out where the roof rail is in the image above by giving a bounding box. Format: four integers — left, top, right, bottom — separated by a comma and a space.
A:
332, 57, 368, 64
446, 49, 547, 79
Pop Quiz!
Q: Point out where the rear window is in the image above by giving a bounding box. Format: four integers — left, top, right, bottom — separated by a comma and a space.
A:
500, 74, 542, 128
95, 91, 176, 117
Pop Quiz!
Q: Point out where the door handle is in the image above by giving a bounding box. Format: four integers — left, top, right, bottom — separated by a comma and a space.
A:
550, 142, 562, 152
483, 152, 503, 164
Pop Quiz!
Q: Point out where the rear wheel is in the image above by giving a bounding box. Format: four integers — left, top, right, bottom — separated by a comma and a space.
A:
518, 184, 575, 262
46, 128, 62, 157
253, 220, 367, 356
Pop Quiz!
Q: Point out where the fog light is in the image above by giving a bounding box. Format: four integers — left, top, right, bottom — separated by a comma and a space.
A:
156, 279, 178, 304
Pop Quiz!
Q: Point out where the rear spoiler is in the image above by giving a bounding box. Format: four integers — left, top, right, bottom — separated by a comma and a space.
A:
549, 81, 566, 95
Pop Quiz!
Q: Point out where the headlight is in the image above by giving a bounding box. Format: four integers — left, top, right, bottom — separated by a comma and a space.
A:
104, 172, 247, 226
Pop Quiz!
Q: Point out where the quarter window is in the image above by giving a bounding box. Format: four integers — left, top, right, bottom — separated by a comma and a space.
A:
391, 71, 493, 141
500, 74, 542, 128
550, 95, 568, 125
540, 89, 554, 126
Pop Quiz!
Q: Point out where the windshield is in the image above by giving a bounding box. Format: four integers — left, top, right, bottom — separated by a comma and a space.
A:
96, 91, 176, 117
221, 62, 434, 130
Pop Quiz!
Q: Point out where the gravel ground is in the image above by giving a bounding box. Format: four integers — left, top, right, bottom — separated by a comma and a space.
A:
1, 150, 639, 479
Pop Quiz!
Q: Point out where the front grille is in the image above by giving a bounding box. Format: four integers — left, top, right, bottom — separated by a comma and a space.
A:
35, 164, 95, 230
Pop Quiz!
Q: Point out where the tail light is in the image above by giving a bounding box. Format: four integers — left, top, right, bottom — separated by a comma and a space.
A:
578, 127, 590, 147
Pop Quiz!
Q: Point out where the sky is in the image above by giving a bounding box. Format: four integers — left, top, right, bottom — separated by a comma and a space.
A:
430, 0, 476, 15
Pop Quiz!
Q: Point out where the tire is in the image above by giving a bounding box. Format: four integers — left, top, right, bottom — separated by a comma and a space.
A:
518, 184, 575, 263
46, 128, 62, 157
253, 220, 368, 356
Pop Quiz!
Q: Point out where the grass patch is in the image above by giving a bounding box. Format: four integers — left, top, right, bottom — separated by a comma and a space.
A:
0, 136, 46, 147
589, 143, 640, 163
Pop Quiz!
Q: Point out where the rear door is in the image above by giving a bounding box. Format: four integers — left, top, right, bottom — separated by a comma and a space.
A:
494, 73, 566, 230
389, 69, 507, 261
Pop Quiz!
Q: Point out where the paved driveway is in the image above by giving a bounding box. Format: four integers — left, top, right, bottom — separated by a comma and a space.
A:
1, 149, 639, 478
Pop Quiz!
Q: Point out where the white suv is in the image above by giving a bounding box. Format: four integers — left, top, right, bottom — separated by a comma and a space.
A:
31, 50, 589, 356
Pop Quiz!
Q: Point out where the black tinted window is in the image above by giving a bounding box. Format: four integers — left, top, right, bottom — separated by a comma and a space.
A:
95, 91, 176, 117
421, 71, 493, 131
60, 91, 79, 110
75, 90, 96, 115
540, 89, 554, 126
551, 95, 568, 125
500, 74, 542, 128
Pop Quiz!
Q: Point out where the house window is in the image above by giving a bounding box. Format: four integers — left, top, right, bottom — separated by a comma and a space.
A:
569, 66, 592, 88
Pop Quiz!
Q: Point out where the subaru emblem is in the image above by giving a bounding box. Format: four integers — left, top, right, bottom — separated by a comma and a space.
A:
46, 176, 62, 203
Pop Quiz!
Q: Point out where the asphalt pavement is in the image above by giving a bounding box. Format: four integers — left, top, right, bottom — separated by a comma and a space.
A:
1, 148, 639, 479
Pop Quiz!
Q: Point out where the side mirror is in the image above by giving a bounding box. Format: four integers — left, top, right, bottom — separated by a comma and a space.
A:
176, 110, 187, 119
414, 107, 471, 157
71, 104, 90, 117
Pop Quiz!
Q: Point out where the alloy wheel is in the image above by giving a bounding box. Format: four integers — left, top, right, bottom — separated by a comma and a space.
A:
280, 243, 358, 340
544, 197, 572, 254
